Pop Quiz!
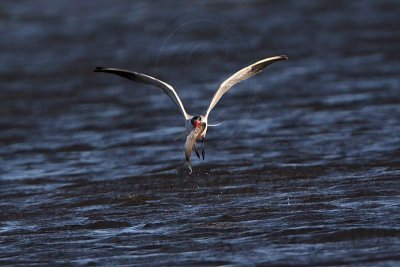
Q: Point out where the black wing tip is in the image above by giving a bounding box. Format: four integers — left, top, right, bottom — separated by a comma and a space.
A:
280, 55, 289, 60
93, 66, 106, 72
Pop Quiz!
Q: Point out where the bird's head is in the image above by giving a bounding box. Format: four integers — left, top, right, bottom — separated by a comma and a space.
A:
191, 115, 202, 128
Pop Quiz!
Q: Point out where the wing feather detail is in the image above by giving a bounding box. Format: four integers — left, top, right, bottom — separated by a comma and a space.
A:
94, 67, 191, 120
205, 55, 288, 119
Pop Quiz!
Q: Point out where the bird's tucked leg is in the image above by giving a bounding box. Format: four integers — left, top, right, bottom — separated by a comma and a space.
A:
201, 138, 206, 160
194, 144, 200, 159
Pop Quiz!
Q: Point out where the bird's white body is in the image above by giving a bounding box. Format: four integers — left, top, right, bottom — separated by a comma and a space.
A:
94, 55, 288, 172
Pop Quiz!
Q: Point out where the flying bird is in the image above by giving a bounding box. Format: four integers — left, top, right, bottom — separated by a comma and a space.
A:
94, 55, 288, 172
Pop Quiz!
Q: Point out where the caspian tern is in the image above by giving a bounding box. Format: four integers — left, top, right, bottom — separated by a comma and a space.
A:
94, 55, 288, 172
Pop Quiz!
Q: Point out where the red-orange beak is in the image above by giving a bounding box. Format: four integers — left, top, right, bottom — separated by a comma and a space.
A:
193, 120, 201, 128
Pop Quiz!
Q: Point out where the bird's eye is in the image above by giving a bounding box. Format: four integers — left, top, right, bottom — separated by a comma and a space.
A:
191, 116, 201, 124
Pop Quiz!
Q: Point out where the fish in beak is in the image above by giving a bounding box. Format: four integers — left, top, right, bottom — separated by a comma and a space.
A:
184, 122, 206, 173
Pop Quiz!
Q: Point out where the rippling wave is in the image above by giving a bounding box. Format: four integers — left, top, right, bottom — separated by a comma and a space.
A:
1, 0, 399, 266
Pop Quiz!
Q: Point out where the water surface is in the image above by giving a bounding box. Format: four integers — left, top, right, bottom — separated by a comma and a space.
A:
1, 0, 400, 266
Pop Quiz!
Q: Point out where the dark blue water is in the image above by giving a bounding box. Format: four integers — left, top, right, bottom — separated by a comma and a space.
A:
1, 0, 400, 266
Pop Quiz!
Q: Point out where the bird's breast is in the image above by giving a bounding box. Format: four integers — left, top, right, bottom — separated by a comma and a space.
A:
197, 124, 207, 140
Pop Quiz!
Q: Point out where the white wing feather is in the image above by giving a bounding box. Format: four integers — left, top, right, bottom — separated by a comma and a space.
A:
205, 55, 288, 119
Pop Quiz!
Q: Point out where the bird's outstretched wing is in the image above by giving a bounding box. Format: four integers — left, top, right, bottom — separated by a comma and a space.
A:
94, 67, 191, 120
205, 55, 288, 119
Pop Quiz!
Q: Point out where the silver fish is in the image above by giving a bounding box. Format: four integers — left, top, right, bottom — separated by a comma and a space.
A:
184, 123, 206, 173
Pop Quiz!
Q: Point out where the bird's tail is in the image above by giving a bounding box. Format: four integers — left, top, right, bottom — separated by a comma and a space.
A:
207, 121, 224, 127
